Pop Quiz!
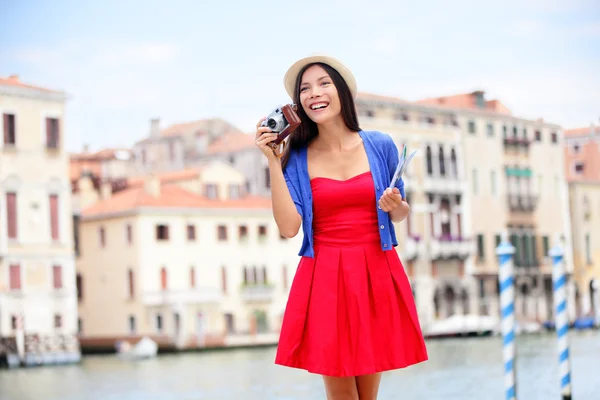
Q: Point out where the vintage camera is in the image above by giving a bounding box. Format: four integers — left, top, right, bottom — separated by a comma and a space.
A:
261, 104, 301, 157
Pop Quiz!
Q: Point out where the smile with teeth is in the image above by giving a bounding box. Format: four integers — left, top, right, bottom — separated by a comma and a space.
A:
310, 102, 329, 110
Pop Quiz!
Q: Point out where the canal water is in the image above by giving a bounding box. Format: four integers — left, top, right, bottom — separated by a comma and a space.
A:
1, 331, 598, 400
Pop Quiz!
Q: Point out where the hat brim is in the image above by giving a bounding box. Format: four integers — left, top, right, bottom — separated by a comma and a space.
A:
283, 54, 357, 99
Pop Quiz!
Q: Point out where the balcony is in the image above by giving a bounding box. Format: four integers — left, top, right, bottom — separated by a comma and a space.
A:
403, 235, 425, 260
503, 137, 531, 149
429, 235, 473, 260
240, 284, 275, 303
507, 194, 539, 212
142, 288, 223, 306
423, 174, 463, 195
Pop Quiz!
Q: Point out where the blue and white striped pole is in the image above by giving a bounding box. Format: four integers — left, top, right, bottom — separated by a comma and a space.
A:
549, 236, 573, 400
496, 232, 517, 400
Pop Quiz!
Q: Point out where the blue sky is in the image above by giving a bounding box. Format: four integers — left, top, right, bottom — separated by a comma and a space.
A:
1, 0, 599, 152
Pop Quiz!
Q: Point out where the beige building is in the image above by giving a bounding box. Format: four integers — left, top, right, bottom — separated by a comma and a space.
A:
356, 93, 476, 330
417, 91, 574, 323
75, 161, 302, 350
564, 125, 600, 322
0, 75, 79, 365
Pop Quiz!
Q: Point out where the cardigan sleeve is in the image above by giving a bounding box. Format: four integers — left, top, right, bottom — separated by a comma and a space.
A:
385, 135, 406, 199
283, 166, 303, 218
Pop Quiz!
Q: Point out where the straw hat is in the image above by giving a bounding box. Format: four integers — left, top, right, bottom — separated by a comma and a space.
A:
283, 53, 357, 99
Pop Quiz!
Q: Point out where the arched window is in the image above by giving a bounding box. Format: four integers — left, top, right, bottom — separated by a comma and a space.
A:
426, 146, 433, 176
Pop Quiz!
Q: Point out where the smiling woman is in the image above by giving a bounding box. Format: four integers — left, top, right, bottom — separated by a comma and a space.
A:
253, 54, 428, 400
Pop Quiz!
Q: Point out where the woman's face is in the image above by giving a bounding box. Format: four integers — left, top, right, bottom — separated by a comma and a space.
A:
298, 64, 341, 125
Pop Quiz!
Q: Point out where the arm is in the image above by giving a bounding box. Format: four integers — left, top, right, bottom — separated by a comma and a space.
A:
268, 158, 302, 238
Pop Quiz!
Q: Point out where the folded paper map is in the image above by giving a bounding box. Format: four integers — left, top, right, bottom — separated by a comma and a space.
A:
389, 144, 417, 189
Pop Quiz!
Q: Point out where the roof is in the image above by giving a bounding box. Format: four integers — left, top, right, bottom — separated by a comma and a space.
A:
126, 167, 205, 188
0, 75, 62, 93
161, 118, 242, 137
415, 91, 512, 115
356, 92, 409, 104
564, 125, 599, 138
206, 131, 255, 154
81, 184, 271, 217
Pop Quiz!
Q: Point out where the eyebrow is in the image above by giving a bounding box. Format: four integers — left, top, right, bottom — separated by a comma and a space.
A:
301, 75, 330, 86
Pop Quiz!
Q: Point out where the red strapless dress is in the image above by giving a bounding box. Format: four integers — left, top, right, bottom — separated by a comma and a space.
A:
275, 171, 428, 377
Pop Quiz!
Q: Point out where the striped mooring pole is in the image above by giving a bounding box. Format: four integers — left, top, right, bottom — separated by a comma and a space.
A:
549, 237, 573, 400
496, 232, 517, 400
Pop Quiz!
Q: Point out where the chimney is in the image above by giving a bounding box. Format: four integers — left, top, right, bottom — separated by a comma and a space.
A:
150, 118, 161, 138
8, 74, 19, 82
100, 181, 112, 200
83, 144, 90, 153
144, 174, 161, 197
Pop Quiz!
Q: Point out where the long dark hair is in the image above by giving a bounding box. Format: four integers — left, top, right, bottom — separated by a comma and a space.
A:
280, 62, 361, 169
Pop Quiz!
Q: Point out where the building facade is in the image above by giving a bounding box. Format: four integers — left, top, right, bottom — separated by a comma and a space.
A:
355, 93, 476, 330
0, 75, 80, 365
418, 91, 574, 323
564, 124, 600, 322
75, 161, 302, 350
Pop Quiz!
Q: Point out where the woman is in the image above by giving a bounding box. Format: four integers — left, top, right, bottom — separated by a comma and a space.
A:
254, 54, 428, 400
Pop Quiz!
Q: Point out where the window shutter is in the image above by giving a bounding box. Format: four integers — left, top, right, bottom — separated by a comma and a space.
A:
3, 114, 8, 144
50, 195, 59, 240
46, 118, 52, 147
6, 192, 17, 239
53, 265, 62, 289
9, 264, 21, 290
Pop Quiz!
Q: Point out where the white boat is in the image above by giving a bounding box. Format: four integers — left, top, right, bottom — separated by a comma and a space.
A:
426, 314, 499, 338
116, 337, 158, 361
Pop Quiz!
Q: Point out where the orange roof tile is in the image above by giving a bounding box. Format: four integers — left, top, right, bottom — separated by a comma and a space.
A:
0, 75, 61, 93
564, 126, 599, 137
126, 167, 205, 188
416, 91, 512, 115
82, 184, 271, 217
206, 132, 255, 154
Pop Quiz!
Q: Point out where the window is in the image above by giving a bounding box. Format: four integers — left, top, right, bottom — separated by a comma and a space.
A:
205, 184, 218, 199
586, 234, 592, 264
129, 316, 136, 334
486, 123, 494, 137
221, 266, 227, 294
438, 146, 446, 176
450, 148, 458, 178
156, 314, 163, 333
574, 162, 585, 174
127, 269, 134, 298
239, 225, 248, 241
218, 225, 228, 241
265, 166, 271, 189
168, 142, 175, 161
228, 184, 240, 199
9, 264, 21, 290
6, 192, 18, 239
78, 318, 83, 334
156, 224, 169, 240
76, 273, 83, 301
468, 120, 476, 134
551, 132, 558, 143
11, 315, 18, 330
426, 146, 433, 175
52, 265, 62, 289
46, 117, 60, 149
187, 224, 196, 241
126, 224, 133, 245
3, 113, 16, 145
503, 125, 508, 138
572, 144, 580, 154
490, 170, 497, 195
99, 226, 106, 247
535, 130, 542, 141
258, 225, 268, 241
190, 266, 196, 288
49, 195, 59, 241
160, 267, 167, 290
512, 126, 518, 137
542, 236, 550, 258
495, 234, 501, 248
395, 112, 409, 122
477, 234, 485, 261
54, 314, 62, 329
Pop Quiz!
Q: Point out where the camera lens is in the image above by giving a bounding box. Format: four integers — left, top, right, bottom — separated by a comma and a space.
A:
267, 119, 277, 129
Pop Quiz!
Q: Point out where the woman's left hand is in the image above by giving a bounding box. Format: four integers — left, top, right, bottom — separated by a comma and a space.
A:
378, 187, 404, 212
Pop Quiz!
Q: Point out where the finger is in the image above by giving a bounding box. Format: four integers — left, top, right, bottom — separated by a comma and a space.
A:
255, 126, 272, 138
256, 134, 278, 146
379, 196, 393, 211
256, 117, 267, 128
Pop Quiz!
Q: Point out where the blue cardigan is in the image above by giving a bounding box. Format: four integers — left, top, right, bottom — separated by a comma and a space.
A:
283, 130, 405, 258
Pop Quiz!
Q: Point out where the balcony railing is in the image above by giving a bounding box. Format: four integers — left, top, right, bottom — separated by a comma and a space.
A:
503, 137, 531, 148
240, 284, 275, 303
423, 174, 462, 195
507, 194, 539, 212
142, 288, 223, 306
429, 235, 473, 260
403, 235, 426, 260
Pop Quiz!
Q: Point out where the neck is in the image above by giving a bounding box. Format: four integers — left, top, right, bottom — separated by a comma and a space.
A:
314, 117, 358, 151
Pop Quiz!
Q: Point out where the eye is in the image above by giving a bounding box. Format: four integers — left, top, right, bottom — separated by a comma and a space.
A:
321, 81, 331, 86
300, 87, 308, 92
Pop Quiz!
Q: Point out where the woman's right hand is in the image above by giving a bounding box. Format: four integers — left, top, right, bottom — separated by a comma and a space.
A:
255, 118, 279, 162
